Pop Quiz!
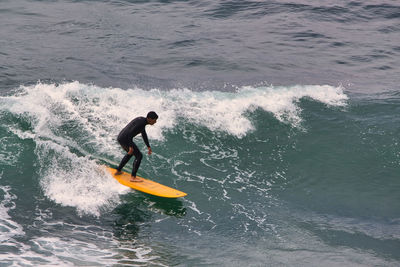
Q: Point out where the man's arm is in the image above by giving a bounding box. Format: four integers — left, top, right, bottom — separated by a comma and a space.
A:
141, 130, 152, 155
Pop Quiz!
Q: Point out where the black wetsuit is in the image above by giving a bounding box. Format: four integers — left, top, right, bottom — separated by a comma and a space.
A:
116, 117, 150, 177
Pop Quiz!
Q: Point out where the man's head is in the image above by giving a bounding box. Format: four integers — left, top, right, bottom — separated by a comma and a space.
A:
146, 111, 158, 125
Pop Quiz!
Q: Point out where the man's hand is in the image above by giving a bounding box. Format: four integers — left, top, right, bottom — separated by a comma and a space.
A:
147, 147, 152, 155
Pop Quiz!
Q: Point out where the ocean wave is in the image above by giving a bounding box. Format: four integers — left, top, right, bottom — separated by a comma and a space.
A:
2, 81, 348, 139
0, 81, 347, 215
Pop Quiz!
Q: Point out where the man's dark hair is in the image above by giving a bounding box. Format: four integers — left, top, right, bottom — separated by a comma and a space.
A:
147, 111, 158, 120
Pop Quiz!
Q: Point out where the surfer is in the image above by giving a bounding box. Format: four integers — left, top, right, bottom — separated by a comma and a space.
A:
115, 111, 158, 182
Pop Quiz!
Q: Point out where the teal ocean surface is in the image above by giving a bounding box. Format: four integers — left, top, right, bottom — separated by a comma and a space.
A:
1, 1, 399, 266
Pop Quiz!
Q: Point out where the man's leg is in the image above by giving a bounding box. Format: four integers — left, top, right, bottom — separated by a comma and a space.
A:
116, 144, 132, 173
130, 143, 143, 182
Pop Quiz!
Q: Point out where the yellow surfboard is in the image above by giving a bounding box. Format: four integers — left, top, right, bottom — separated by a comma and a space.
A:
105, 167, 187, 198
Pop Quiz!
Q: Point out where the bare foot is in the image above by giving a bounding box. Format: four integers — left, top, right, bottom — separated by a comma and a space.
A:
115, 171, 123, 175
130, 177, 143, 182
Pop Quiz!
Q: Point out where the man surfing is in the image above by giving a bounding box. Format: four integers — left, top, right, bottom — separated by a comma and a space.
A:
115, 111, 158, 182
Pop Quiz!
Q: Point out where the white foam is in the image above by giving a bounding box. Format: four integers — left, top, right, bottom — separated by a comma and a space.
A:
1, 228, 159, 266
149, 84, 347, 137
36, 140, 128, 217
2, 81, 348, 141
0, 185, 25, 247
26, 236, 159, 266
238, 84, 348, 130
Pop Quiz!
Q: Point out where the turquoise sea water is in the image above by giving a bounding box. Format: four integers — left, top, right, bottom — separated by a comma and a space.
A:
1, 1, 399, 266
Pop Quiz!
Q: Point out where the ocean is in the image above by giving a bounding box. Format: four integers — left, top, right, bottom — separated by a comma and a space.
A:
0, 0, 399, 266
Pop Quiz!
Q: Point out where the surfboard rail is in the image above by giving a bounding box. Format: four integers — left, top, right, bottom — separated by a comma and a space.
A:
105, 167, 187, 198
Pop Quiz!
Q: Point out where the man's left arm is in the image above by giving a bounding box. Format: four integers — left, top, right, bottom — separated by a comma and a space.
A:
141, 130, 152, 155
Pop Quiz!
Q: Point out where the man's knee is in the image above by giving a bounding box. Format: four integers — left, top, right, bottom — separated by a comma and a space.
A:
134, 150, 143, 161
